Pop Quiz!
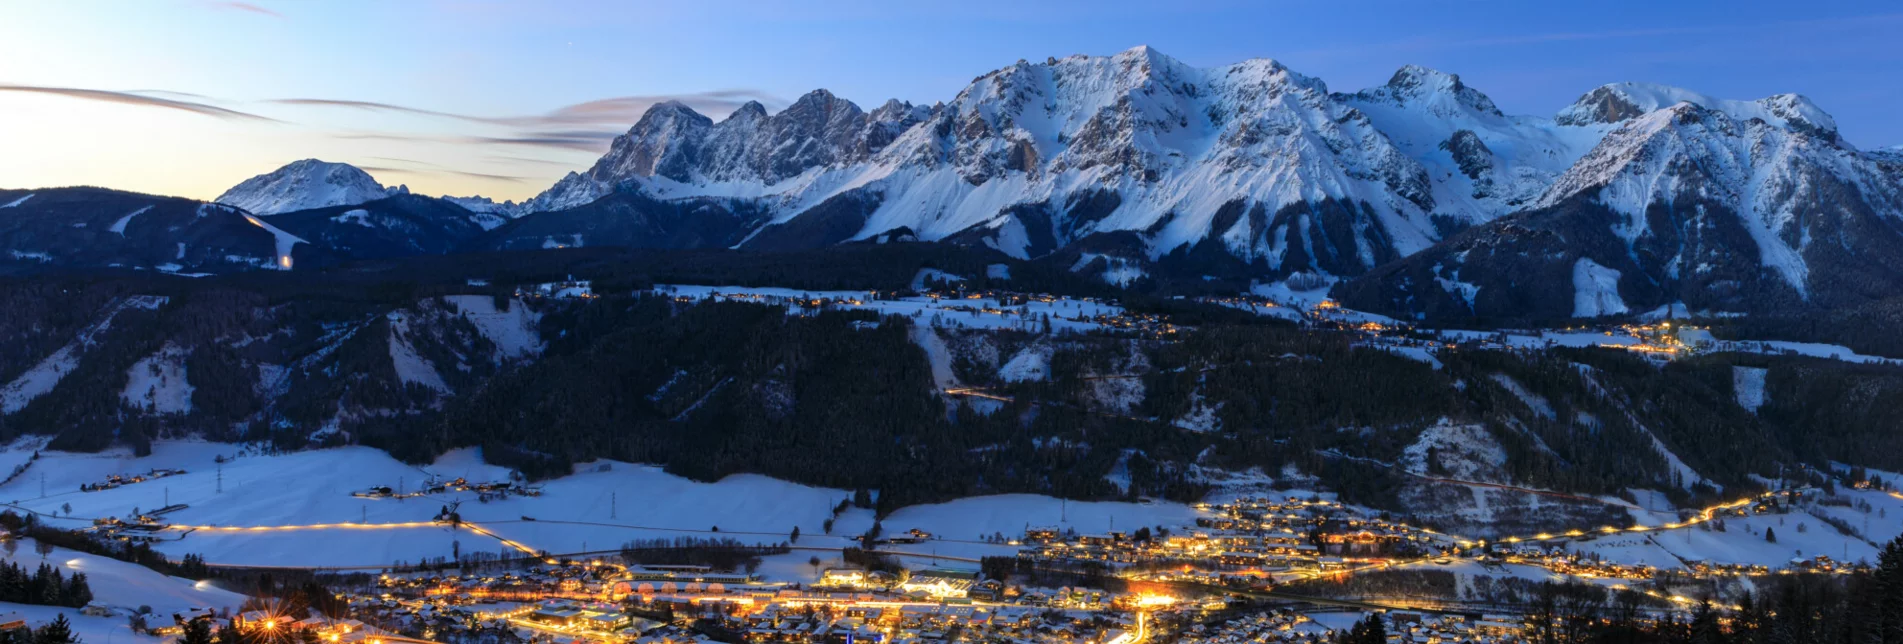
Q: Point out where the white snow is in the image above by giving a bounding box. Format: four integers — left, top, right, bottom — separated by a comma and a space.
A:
1704, 339, 1903, 366
1343, 66, 1610, 222
3, 537, 246, 615
1250, 276, 1337, 308
441, 295, 544, 360
1556, 82, 1837, 134
0, 604, 163, 644
1733, 366, 1768, 412
240, 213, 306, 270
1070, 253, 1147, 287
1402, 420, 1506, 481
217, 159, 399, 215
121, 343, 193, 413
909, 325, 959, 390
1367, 343, 1443, 369
658, 285, 1122, 334
108, 205, 153, 235
1571, 258, 1628, 317
387, 316, 450, 394
998, 346, 1052, 382
1171, 392, 1223, 433
985, 264, 1012, 280
0, 441, 1213, 571
331, 208, 372, 226
0, 194, 32, 208
1435, 275, 1480, 311
535, 48, 1447, 277
879, 494, 1204, 542
1536, 93, 1901, 300
910, 268, 965, 291
1488, 373, 1555, 420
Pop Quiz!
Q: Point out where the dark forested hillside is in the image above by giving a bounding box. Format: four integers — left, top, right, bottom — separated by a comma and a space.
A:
0, 250, 1899, 532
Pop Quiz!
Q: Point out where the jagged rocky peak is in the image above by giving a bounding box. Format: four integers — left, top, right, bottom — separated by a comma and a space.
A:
1555, 82, 1837, 137
1349, 65, 1504, 118
729, 100, 770, 122
860, 99, 930, 157
1439, 130, 1494, 181
217, 159, 403, 215
756, 89, 868, 179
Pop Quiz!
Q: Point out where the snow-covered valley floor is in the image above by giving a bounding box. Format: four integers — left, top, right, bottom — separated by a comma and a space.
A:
0, 442, 1202, 570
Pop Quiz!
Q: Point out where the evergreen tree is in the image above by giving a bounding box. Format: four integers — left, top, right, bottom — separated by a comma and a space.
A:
180, 620, 214, 644
1878, 535, 1903, 644
32, 614, 76, 644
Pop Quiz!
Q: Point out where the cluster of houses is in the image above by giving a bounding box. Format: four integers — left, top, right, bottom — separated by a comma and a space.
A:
352, 476, 542, 501
521, 279, 596, 300
712, 600, 1130, 644
77, 468, 186, 492
1182, 610, 1527, 644
658, 285, 1180, 338
87, 503, 188, 542
1018, 497, 1442, 585
156, 606, 381, 643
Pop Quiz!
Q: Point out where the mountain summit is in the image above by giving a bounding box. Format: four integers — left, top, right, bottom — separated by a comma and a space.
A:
217, 159, 406, 215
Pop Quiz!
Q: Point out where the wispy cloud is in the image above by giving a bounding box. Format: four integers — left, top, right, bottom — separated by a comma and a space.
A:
359, 166, 531, 182
336, 132, 611, 154
485, 155, 582, 167
273, 90, 780, 129
206, 2, 283, 18
0, 85, 281, 122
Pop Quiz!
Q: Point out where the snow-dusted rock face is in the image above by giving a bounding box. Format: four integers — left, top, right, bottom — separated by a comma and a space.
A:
1535, 101, 1901, 299
526, 90, 923, 213
524, 46, 1444, 279
439, 195, 523, 223
1338, 66, 1609, 223
1554, 82, 1838, 139
217, 159, 405, 215
1337, 85, 1903, 320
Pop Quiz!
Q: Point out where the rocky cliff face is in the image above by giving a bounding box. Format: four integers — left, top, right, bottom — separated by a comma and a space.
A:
522, 46, 1446, 280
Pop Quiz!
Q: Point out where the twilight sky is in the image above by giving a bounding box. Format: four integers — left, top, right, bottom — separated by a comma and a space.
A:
3, 0, 1899, 202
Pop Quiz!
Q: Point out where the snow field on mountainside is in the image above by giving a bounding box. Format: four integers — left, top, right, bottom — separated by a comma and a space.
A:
108, 205, 152, 235
121, 344, 193, 413
998, 346, 1052, 382
442, 295, 543, 360
1733, 366, 1768, 412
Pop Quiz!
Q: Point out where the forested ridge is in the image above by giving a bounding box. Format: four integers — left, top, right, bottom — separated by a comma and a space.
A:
0, 249, 1900, 528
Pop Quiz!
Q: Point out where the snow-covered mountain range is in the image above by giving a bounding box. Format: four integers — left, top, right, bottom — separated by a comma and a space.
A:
8, 46, 1901, 320
502, 46, 1901, 317
1336, 80, 1903, 319
523, 47, 1455, 280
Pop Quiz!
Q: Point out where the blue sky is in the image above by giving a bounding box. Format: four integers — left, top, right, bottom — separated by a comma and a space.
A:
2, 0, 1898, 201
